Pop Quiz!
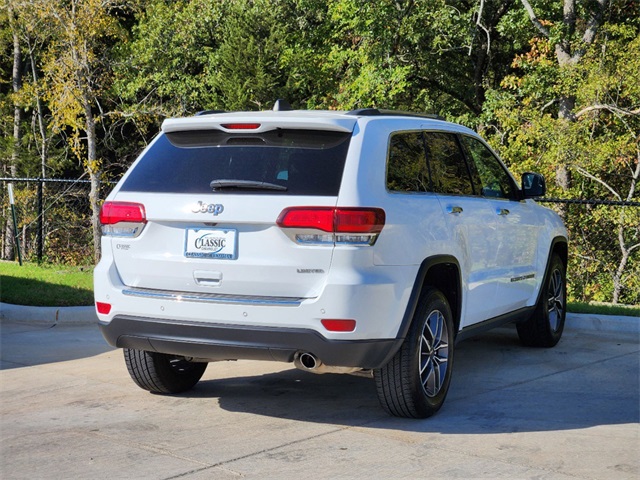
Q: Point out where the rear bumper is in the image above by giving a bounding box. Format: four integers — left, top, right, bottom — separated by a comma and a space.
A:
99, 315, 403, 369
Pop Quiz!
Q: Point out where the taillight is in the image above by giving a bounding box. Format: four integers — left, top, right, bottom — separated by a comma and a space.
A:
335, 209, 385, 233
277, 208, 335, 232
100, 201, 147, 238
277, 207, 385, 245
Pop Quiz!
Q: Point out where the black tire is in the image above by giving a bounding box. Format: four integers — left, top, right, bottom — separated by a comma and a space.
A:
374, 288, 455, 419
517, 253, 566, 348
123, 348, 208, 394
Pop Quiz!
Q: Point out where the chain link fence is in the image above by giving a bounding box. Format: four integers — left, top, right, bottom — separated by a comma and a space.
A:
0, 178, 114, 265
537, 198, 640, 305
1, 178, 638, 304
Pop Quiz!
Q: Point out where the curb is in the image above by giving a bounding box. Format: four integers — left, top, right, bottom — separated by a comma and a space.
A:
565, 312, 639, 335
0, 302, 98, 326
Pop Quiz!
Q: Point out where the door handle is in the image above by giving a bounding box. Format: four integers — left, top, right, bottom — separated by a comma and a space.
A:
194, 271, 222, 287
447, 206, 463, 215
497, 208, 510, 216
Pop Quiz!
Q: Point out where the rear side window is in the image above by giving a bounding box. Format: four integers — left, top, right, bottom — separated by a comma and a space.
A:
424, 132, 474, 196
120, 129, 351, 195
386, 132, 430, 192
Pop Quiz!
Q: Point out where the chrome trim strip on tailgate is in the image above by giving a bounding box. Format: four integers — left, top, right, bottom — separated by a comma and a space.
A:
122, 287, 305, 306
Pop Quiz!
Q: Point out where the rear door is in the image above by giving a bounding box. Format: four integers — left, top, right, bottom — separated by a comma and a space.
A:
423, 132, 503, 325
109, 126, 353, 300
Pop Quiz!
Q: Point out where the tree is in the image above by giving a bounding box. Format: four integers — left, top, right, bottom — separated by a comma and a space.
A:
1, 1, 63, 262
40, 0, 129, 262
517, 0, 612, 204
482, 1, 640, 303
1, 2, 21, 260
303, 0, 522, 122
520, 0, 610, 119
112, 0, 224, 122
213, 0, 290, 110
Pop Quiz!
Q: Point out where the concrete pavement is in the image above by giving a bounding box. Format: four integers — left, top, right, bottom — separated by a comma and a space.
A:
0, 316, 638, 479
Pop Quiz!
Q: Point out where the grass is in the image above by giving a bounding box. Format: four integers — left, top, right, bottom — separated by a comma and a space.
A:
1, 260, 94, 307
568, 301, 640, 317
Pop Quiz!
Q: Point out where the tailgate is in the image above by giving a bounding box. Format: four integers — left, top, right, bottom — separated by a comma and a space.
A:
109, 193, 337, 299
105, 126, 353, 299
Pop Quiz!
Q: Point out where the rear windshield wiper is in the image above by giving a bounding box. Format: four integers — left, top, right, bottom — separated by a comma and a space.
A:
210, 179, 288, 191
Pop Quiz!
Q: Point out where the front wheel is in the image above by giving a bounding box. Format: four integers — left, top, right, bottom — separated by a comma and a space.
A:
517, 253, 566, 348
123, 348, 208, 394
374, 288, 455, 418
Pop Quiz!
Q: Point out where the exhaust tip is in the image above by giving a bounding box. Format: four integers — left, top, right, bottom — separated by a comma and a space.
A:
299, 352, 318, 370
294, 353, 363, 375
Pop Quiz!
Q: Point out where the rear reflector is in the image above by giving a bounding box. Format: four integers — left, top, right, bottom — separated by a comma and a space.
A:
220, 123, 261, 130
96, 302, 112, 315
321, 319, 356, 332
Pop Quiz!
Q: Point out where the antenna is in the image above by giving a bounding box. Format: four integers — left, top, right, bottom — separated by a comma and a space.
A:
273, 99, 293, 111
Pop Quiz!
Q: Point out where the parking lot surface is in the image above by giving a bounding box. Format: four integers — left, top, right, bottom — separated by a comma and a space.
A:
1, 316, 638, 479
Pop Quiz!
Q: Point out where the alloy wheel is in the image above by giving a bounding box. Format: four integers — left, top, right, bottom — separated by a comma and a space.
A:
546, 268, 565, 332
419, 310, 450, 397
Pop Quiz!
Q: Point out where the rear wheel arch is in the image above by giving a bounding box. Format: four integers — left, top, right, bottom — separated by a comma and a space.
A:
397, 256, 462, 341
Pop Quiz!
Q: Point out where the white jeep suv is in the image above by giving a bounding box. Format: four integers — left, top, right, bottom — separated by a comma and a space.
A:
95, 102, 568, 418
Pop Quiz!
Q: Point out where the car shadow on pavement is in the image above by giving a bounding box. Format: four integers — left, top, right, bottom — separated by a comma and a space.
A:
0, 323, 113, 369
184, 327, 640, 434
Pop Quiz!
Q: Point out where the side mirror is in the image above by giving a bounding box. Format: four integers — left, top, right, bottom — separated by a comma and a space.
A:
522, 172, 546, 198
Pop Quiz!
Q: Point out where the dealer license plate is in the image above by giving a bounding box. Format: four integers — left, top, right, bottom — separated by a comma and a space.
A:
184, 228, 237, 260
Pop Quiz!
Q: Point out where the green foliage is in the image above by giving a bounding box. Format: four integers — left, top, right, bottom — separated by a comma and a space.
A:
482, 10, 640, 305
212, 0, 290, 110
568, 302, 640, 318
113, 0, 225, 119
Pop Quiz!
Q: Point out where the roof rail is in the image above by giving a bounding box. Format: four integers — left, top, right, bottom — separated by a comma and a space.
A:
195, 110, 226, 116
346, 108, 445, 121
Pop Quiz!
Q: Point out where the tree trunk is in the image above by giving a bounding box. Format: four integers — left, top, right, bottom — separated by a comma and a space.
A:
612, 223, 628, 304
29, 50, 48, 178
83, 99, 102, 263
11, 28, 21, 171
4, 16, 22, 261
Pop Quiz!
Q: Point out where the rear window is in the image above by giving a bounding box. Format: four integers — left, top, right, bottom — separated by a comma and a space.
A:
120, 129, 352, 195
